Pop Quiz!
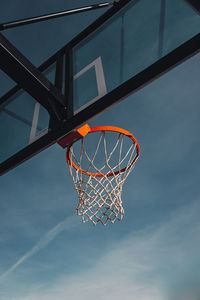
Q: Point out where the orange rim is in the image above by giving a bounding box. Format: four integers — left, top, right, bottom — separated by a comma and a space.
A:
66, 125, 140, 177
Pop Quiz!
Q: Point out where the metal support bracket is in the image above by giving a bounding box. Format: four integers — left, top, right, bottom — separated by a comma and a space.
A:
0, 33, 66, 122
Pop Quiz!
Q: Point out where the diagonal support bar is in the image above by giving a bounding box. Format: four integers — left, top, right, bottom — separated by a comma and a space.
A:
0, 2, 116, 31
0, 33, 65, 121
184, 0, 200, 14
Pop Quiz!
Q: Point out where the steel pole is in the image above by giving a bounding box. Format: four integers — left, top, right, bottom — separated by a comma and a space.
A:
0, 2, 116, 31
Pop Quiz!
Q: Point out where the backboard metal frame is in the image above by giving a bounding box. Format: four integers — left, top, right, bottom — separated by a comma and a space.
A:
185, 0, 200, 14
1, 0, 200, 175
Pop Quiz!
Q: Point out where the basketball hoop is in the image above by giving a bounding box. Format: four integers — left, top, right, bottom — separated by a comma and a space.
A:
58, 124, 140, 226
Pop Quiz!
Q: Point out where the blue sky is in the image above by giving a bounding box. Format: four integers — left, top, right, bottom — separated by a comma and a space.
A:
1, 1, 200, 299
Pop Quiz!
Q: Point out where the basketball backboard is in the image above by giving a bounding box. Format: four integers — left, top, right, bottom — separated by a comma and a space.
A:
0, 0, 200, 175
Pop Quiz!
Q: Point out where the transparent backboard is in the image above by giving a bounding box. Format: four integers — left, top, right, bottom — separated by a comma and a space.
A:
0, 63, 56, 164
72, 0, 200, 112
0, 92, 49, 162
0, 0, 199, 174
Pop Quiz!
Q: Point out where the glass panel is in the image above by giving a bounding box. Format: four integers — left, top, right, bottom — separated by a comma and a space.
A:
0, 70, 16, 97
61, 54, 66, 95
74, 65, 99, 112
163, 0, 200, 56
0, 62, 58, 162
44, 62, 56, 85
0, 91, 50, 163
73, 0, 200, 112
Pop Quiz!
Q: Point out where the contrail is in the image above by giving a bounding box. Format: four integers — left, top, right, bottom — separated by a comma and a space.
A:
0, 215, 80, 281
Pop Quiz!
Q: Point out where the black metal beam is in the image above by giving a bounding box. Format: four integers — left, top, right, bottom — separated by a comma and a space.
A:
65, 49, 73, 118
1, 33, 199, 175
0, 33, 65, 121
55, 56, 64, 91
0, 2, 116, 31
185, 0, 200, 14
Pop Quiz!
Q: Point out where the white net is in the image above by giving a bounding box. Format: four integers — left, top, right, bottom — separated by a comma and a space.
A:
67, 130, 139, 225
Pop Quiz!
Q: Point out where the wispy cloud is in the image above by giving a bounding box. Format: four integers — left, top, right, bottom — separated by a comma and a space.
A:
9, 200, 200, 300
0, 215, 80, 282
